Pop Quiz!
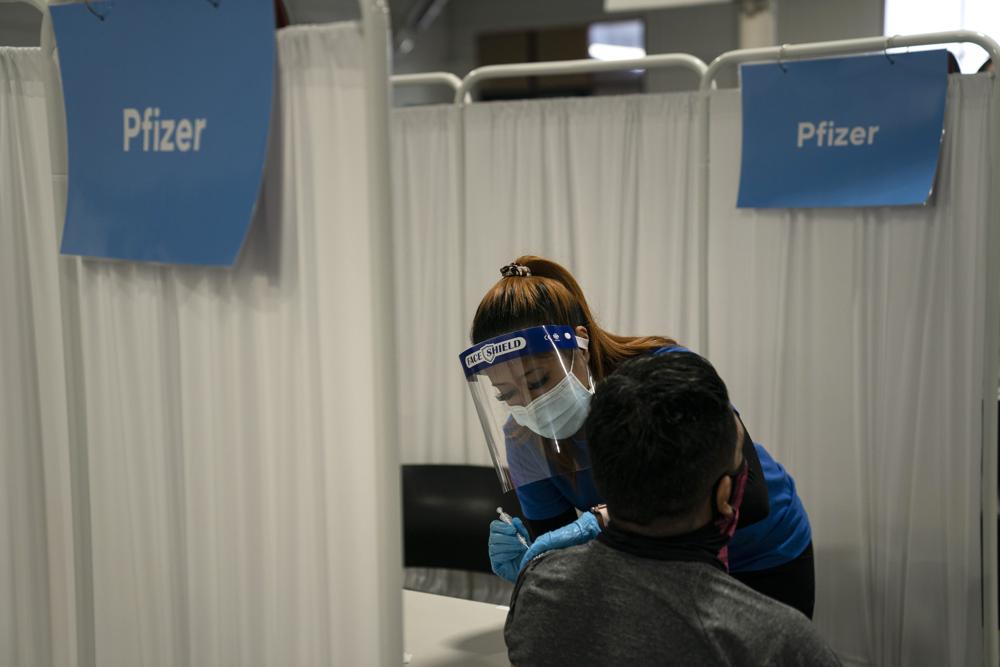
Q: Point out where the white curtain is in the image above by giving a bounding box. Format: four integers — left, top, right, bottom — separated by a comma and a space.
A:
64, 24, 399, 667
4, 31, 995, 666
392, 93, 704, 602
391, 107, 517, 605
390, 106, 474, 464
704, 75, 995, 667
0, 24, 400, 667
0, 46, 77, 667
462, 93, 703, 349
393, 77, 996, 665
391, 93, 702, 466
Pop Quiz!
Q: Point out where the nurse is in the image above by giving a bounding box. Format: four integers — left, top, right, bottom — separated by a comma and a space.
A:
460, 255, 815, 618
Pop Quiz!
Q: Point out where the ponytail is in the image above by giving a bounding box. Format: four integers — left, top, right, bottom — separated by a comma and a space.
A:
471, 255, 676, 381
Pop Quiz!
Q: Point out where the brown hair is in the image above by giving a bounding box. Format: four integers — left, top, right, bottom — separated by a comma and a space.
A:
471, 255, 677, 381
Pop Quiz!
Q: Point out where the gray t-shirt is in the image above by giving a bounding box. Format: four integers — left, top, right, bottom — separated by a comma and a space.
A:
505, 540, 840, 667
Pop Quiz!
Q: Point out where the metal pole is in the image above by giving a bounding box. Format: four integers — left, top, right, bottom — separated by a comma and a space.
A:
391, 71, 462, 93
980, 60, 1000, 667
456, 53, 708, 105
695, 77, 711, 356
358, 2, 403, 666
700, 30, 1000, 90
392, 72, 470, 104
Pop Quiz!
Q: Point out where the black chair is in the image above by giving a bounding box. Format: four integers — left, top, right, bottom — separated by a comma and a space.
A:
402, 464, 524, 574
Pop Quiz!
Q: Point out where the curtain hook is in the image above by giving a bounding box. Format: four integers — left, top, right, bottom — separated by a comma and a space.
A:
884, 35, 897, 65
777, 44, 788, 73
84, 0, 109, 21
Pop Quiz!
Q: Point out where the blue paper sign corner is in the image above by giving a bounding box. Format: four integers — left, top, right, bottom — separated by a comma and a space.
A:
51, 0, 276, 266
736, 50, 949, 209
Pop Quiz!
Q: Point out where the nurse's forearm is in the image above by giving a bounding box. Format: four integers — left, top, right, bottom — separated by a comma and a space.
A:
523, 508, 579, 541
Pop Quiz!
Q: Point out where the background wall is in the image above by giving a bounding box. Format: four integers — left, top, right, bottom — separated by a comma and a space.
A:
778, 0, 883, 44
0, 0, 886, 104
393, 0, 883, 99
0, 3, 43, 47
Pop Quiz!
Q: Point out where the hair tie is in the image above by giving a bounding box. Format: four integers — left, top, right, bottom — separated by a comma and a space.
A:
500, 263, 532, 278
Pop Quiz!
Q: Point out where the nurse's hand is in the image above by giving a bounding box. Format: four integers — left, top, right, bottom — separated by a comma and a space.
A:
489, 518, 530, 583
519, 512, 601, 570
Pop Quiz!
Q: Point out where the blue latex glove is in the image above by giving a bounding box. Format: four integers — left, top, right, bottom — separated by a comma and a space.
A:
518, 512, 602, 570
488, 517, 530, 583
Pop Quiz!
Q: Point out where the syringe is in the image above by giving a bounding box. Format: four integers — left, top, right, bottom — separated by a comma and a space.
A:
496, 507, 531, 548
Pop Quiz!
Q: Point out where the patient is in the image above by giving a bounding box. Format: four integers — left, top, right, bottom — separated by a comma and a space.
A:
504, 352, 840, 666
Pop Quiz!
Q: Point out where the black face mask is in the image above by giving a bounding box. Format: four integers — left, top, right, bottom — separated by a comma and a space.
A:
710, 460, 749, 570
598, 520, 729, 570
597, 459, 749, 570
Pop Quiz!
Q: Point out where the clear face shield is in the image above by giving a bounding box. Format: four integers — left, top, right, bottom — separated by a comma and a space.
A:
460, 325, 595, 493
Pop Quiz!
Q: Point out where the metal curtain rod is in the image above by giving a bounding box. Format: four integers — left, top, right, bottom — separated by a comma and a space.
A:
356, 0, 404, 665
391, 71, 462, 92
701, 30, 1000, 90
455, 53, 708, 105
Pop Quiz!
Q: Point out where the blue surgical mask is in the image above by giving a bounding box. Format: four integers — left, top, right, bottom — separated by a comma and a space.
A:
509, 357, 594, 439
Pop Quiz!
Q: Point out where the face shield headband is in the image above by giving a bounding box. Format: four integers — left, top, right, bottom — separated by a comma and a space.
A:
460, 325, 594, 492
461, 325, 589, 377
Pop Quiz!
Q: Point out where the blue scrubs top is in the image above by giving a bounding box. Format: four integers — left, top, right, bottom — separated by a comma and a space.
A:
509, 345, 812, 572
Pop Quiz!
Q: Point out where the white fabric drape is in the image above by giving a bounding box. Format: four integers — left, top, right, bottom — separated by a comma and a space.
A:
705, 75, 994, 667
60, 24, 397, 667
393, 78, 995, 665
3, 32, 996, 667
0, 47, 77, 667
461, 94, 703, 462
462, 93, 702, 348
390, 106, 474, 465
0, 24, 398, 667
392, 93, 701, 465
391, 108, 518, 603
391, 94, 702, 601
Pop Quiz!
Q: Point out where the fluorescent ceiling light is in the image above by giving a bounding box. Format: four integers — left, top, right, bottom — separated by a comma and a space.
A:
884, 0, 999, 72
588, 43, 647, 61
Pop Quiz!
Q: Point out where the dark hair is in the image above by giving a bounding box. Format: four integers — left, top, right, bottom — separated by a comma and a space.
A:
947, 51, 961, 74
471, 255, 675, 381
979, 58, 995, 74
274, 0, 290, 27
585, 352, 737, 525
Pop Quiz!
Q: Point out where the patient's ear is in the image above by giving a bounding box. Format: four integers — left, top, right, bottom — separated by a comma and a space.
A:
715, 475, 734, 518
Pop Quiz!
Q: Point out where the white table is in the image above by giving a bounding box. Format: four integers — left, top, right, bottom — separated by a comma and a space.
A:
403, 590, 510, 666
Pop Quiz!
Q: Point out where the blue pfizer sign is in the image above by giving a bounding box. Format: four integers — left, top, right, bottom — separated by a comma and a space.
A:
51, 0, 274, 266
737, 50, 948, 209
